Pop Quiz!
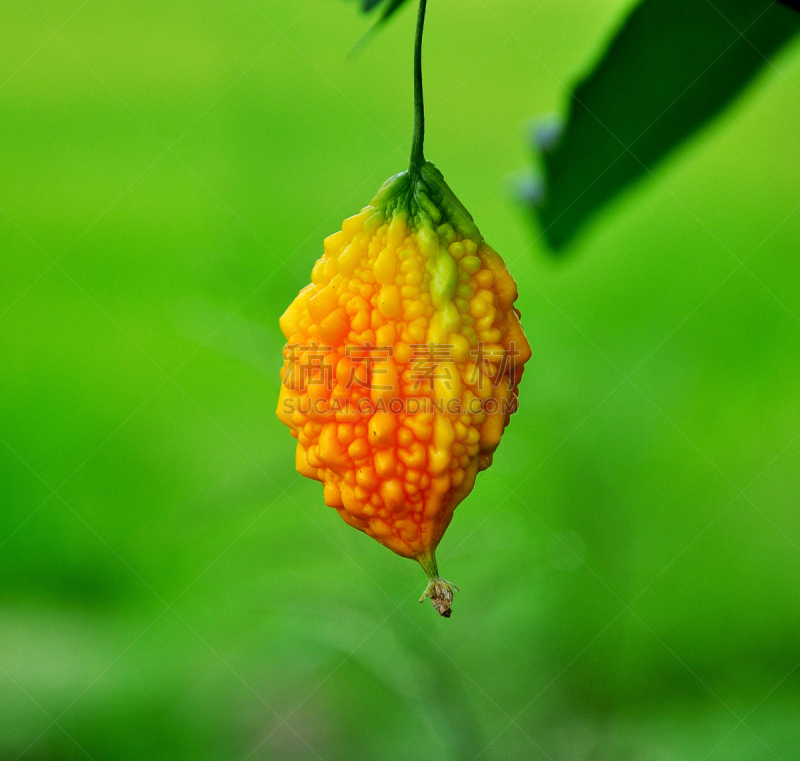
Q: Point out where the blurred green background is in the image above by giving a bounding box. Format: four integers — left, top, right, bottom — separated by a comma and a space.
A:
3, 0, 800, 759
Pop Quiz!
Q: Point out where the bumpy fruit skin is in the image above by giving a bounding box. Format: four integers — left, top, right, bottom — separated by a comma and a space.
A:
277, 162, 530, 565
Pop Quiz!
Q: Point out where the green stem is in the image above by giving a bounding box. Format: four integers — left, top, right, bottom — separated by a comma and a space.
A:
409, 0, 428, 177
418, 549, 439, 581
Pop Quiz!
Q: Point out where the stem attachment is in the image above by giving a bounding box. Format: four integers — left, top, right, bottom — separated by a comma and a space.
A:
418, 550, 459, 617
409, 0, 428, 177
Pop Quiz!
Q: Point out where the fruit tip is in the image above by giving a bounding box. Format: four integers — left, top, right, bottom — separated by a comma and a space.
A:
419, 577, 459, 617
417, 551, 459, 617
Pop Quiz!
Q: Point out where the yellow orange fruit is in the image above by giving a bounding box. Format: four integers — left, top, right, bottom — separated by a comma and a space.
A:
277, 161, 530, 615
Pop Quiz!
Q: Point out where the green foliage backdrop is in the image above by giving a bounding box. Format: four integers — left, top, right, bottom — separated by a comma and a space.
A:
2, 1, 800, 759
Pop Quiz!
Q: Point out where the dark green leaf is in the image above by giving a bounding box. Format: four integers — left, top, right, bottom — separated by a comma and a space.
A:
347, 0, 412, 57
376, 0, 410, 24
358, 0, 411, 20
532, 0, 800, 251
